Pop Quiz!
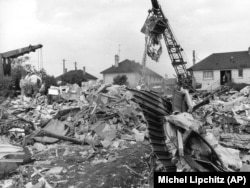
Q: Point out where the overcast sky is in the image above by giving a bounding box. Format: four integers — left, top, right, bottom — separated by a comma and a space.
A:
1, 0, 250, 79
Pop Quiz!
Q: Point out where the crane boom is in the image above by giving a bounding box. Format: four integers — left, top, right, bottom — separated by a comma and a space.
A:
1, 44, 43, 58
0, 44, 43, 78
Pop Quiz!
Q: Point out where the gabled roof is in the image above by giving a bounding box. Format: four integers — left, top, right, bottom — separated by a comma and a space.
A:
100, 59, 163, 79
188, 51, 250, 71
56, 70, 98, 81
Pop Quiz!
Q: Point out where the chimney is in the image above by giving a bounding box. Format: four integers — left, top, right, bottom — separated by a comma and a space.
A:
83, 66, 86, 75
74, 62, 77, 70
248, 47, 250, 55
115, 54, 119, 67
63, 59, 66, 74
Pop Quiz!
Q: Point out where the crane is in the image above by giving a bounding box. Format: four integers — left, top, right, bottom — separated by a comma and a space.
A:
141, 0, 201, 91
131, 1, 228, 173
0, 44, 43, 77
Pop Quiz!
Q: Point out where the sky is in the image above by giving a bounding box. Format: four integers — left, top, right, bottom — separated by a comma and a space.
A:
1, 0, 250, 79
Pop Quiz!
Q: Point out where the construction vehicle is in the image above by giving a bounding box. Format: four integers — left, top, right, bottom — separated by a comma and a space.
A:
127, 0, 228, 173
140, 0, 201, 91
0, 44, 43, 78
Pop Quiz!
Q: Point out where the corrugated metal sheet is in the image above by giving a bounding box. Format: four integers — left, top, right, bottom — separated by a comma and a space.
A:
128, 89, 176, 171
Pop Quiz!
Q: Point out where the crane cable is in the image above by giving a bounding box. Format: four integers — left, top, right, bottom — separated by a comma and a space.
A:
40, 48, 43, 71
37, 49, 40, 71
37, 48, 43, 72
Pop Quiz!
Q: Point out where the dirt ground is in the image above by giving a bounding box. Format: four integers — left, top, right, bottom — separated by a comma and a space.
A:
6, 141, 151, 188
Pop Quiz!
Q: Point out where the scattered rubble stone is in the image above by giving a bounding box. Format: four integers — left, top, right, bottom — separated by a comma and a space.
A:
1, 82, 250, 187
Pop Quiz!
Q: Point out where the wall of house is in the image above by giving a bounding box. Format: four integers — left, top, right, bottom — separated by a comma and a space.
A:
231, 68, 250, 84
193, 70, 220, 90
146, 75, 162, 84
103, 73, 162, 87
194, 68, 250, 90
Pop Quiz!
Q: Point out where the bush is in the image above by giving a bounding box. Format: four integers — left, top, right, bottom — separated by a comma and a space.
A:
113, 75, 128, 85
43, 75, 57, 95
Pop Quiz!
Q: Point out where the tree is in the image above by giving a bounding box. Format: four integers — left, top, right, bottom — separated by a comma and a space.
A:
113, 75, 128, 85
61, 70, 87, 86
11, 56, 30, 90
43, 74, 57, 95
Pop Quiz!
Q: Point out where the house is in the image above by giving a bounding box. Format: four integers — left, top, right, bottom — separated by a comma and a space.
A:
100, 56, 163, 87
188, 48, 250, 90
56, 66, 98, 85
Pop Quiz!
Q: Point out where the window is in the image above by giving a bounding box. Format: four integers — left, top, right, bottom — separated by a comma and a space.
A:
238, 69, 243, 78
203, 71, 214, 80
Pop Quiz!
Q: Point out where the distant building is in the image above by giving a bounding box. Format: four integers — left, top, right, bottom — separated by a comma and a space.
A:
188, 47, 250, 90
163, 78, 177, 87
56, 66, 97, 84
100, 57, 163, 87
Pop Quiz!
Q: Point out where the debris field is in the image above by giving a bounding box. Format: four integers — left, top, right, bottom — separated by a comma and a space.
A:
0, 82, 250, 187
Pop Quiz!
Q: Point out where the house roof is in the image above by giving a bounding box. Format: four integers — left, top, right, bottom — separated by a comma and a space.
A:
56, 70, 98, 81
188, 51, 250, 71
100, 59, 163, 79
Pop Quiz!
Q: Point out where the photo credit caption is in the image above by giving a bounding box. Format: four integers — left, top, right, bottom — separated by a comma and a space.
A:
154, 172, 250, 188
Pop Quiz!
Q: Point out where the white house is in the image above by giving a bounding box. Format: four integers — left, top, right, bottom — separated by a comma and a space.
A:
100, 56, 163, 87
188, 48, 250, 90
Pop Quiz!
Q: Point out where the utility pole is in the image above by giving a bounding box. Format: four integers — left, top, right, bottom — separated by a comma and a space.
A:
192, 50, 196, 65
74, 62, 77, 70
63, 59, 66, 74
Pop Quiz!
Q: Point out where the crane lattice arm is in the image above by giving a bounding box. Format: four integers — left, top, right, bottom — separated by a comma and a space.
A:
142, 0, 200, 91
0, 44, 43, 78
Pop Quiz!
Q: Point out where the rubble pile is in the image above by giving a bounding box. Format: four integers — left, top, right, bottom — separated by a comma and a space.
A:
0, 82, 151, 187
1, 82, 250, 187
130, 86, 250, 172
190, 86, 250, 171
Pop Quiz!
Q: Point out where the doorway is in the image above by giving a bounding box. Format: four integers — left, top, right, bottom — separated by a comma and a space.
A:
220, 70, 232, 85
